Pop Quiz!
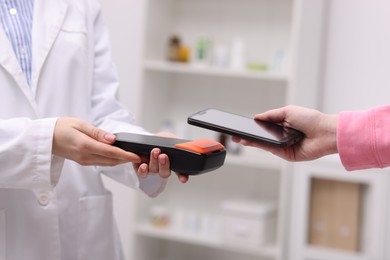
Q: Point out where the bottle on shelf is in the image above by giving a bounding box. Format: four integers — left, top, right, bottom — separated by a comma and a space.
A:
167, 35, 181, 62
229, 37, 246, 70
194, 37, 212, 66
167, 35, 191, 63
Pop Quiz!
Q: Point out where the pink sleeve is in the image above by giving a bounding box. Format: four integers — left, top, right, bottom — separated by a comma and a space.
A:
338, 105, 390, 171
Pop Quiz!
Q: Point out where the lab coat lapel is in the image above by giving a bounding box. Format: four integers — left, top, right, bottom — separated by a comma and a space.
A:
0, 23, 30, 90
0, 22, 36, 108
31, 0, 68, 91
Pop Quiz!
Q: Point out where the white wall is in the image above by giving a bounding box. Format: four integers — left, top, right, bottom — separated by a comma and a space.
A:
100, 0, 145, 114
322, 0, 390, 113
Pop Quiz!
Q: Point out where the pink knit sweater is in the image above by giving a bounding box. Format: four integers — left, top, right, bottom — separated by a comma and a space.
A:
338, 105, 390, 171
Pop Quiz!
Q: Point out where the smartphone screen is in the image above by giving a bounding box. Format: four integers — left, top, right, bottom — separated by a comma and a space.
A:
188, 108, 304, 147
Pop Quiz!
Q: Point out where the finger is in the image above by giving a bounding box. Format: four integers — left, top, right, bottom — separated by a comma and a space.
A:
81, 139, 142, 163
132, 162, 141, 172
239, 139, 253, 146
100, 146, 142, 163
76, 153, 130, 166
233, 137, 253, 145
139, 154, 150, 163
158, 154, 171, 179
155, 132, 177, 138
108, 146, 142, 163
137, 163, 148, 178
254, 107, 287, 123
76, 121, 116, 144
148, 148, 160, 173
231, 136, 241, 143
177, 174, 189, 183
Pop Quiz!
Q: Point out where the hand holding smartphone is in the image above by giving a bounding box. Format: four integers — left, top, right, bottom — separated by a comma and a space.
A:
188, 108, 304, 148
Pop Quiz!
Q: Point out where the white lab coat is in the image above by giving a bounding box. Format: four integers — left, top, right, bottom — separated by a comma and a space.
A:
0, 0, 166, 259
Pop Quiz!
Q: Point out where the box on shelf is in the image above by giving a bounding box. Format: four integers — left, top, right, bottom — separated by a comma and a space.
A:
220, 199, 277, 246
308, 178, 362, 252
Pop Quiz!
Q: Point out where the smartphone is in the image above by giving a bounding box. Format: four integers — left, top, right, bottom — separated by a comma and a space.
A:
188, 108, 304, 148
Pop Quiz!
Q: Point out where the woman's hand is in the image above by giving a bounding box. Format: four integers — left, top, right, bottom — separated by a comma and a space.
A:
53, 118, 189, 183
233, 105, 339, 161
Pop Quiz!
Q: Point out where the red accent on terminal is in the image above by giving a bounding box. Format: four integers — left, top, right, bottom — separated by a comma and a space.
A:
175, 139, 225, 154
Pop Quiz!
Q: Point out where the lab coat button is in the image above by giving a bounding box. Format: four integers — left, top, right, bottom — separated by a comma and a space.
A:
9, 8, 17, 15
38, 194, 50, 206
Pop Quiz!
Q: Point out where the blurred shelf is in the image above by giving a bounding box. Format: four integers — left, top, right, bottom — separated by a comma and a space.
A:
305, 246, 370, 260
135, 223, 279, 258
144, 60, 290, 82
225, 147, 283, 170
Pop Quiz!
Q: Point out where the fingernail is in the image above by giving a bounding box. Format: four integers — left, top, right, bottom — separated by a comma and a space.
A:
153, 149, 160, 159
139, 165, 147, 177
180, 175, 188, 184
104, 134, 116, 142
159, 156, 166, 165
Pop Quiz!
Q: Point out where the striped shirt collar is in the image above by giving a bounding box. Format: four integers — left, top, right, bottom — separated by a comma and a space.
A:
0, 0, 34, 86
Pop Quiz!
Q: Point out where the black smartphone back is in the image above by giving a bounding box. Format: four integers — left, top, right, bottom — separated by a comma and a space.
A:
188, 108, 304, 147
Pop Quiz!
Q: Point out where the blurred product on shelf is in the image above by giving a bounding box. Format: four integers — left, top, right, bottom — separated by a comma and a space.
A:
178, 45, 191, 62
166, 35, 276, 74
195, 37, 212, 65
229, 37, 246, 70
172, 209, 220, 237
150, 205, 171, 228
247, 63, 269, 72
212, 44, 229, 68
167, 35, 181, 61
271, 49, 287, 72
220, 199, 277, 246
167, 35, 191, 63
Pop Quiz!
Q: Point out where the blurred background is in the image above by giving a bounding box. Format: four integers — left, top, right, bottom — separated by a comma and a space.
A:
100, 0, 390, 259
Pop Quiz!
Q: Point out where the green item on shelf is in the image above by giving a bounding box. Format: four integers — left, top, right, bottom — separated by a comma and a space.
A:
196, 38, 210, 62
247, 63, 268, 72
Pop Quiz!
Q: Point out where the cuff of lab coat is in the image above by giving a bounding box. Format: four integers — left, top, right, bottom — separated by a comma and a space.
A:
32, 117, 60, 190
139, 175, 168, 198
98, 164, 168, 197
50, 155, 64, 187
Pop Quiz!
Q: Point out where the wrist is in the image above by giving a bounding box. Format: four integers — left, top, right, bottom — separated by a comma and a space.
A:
323, 114, 339, 155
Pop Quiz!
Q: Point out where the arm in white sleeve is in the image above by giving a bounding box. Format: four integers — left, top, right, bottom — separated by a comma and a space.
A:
0, 117, 64, 189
